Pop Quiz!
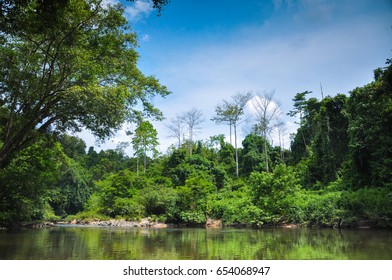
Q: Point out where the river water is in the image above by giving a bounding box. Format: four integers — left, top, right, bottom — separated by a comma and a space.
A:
1, 226, 391, 260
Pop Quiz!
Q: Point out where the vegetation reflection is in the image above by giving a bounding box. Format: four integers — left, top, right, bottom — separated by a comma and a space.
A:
1, 227, 391, 260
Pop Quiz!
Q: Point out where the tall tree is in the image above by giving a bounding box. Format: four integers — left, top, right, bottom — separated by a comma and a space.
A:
0, 0, 170, 168
180, 108, 204, 156
288, 91, 312, 152
131, 120, 159, 174
212, 92, 252, 177
288, 95, 321, 164
211, 101, 234, 145
251, 90, 282, 172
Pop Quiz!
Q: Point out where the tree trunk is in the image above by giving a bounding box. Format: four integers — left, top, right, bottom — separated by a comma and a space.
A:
189, 127, 193, 156
234, 123, 239, 177
143, 154, 147, 174
264, 133, 269, 173
229, 122, 232, 146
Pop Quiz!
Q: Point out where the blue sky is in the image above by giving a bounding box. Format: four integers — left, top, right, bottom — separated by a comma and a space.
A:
84, 0, 392, 154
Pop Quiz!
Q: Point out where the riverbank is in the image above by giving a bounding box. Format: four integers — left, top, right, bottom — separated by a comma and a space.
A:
65, 217, 169, 228
9, 216, 383, 230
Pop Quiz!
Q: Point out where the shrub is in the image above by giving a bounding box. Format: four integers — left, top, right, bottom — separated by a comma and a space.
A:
248, 164, 302, 223
344, 188, 392, 227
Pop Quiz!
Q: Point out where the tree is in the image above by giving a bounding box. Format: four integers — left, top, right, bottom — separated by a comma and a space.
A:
212, 102, 234, 145
0, 137, 63, 228
346, 62, 392, 188
173, 171, 215, 224
93, 169, 145, 218
240, 133, 272, 176
57, 134, 87, 160
0, 1, 169, 32
251, 90, 282, 172
166, 115, 184, 148
288, 95, 321, 164
50, 155, 92, 217
180, 108, 204, 156
288, 91, 312, 152
212, 92, 252, 177
0, 0, 170, 168
249, 164, 301, 224
131, 120, 159, 174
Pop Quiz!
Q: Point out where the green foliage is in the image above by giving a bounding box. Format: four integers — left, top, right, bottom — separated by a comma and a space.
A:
85, 148, 130, 180
210, 180, 262, 225
167, 171, 215, 224
139, 184, 177, 218
42, 202, 61, 223
240, 133, 267, 175
166, 148, 229, 191
64, 210, 110, 223
248, 164, 302, 223
289, 95, 320, 164
93, 170, 145, 217
308, 95, 349, 186
303, 191, 346, 227
345, 63, 392, 188
216, 140, 236, 173
0, 139, 62, 228
50, 158, 92, 217
57, 134, 87, 160
132, 120, 160, 174
344, 188, 392, 227
289, 94, 349, 188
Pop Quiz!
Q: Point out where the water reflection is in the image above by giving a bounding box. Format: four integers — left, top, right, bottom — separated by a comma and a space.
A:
0, 226, 391, 260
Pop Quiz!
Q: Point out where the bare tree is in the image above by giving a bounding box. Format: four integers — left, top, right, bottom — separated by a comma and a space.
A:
212, 91, 253, 177
180, 108, 204, 155
251, 90, 282, 172
166, 115, 184, 148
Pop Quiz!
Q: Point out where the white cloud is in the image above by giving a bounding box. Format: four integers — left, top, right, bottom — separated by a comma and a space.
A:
141, 34, 151, 42
124, 0, 154, 22
101, 0, 119, 8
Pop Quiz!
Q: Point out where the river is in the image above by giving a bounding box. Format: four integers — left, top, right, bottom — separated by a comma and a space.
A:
1, 226, 391, 259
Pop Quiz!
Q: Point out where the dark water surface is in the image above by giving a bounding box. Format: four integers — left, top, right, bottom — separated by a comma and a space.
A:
1, 226, 391, 260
